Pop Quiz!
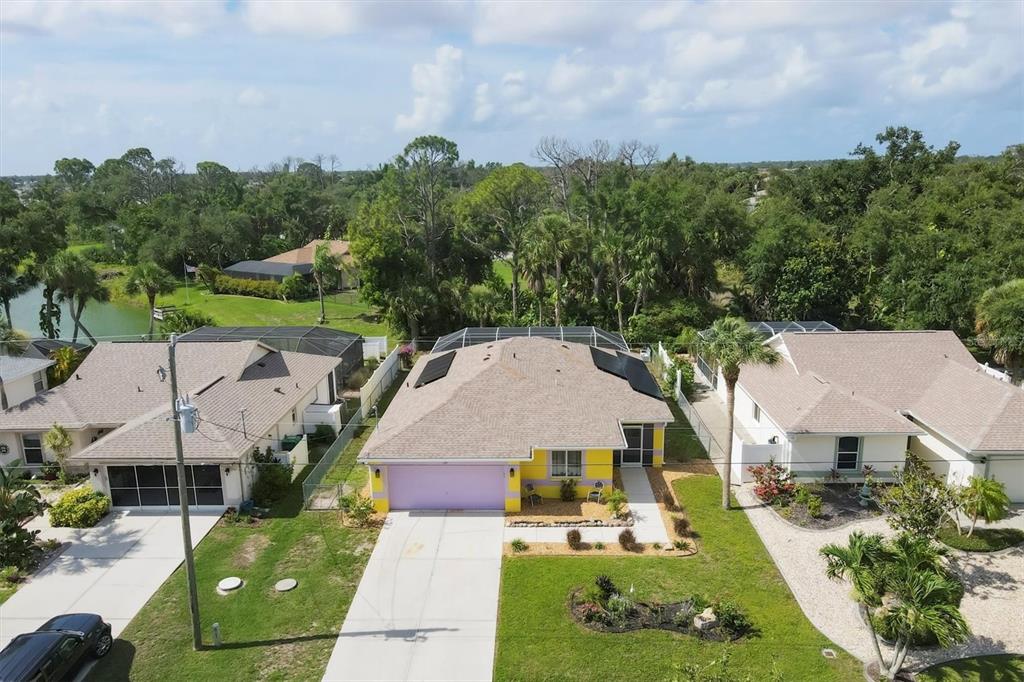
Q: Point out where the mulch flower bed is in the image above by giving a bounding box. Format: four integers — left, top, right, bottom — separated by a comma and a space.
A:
775, 483, 885, 530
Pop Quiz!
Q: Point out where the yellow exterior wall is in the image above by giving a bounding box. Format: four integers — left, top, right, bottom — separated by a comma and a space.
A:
519, 447, 614, 501
506, 464, 521, 512
653, 426, 665, 468
370, 465, 389, 513
584, 448, 613, 480
520, 449, 549, 480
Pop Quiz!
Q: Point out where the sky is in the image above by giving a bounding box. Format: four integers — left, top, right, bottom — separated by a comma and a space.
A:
1, 0, 1022, 175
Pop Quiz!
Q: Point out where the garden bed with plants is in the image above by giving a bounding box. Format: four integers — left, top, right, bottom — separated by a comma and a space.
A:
569, 574, 754, 641
749, 460, 885, 529
507, 476, 632, 527
505, 526, 697, 558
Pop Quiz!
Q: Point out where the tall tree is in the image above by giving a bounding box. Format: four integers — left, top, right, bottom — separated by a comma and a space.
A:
696, 317, 780, 509
975, 279, 1024, 384
456, 163, 549, 320
312, 241, 339, 324
959, 477, 1010, 537
123, 262, 177, 339
526, 213, 578, 326
40, 251, 109, 344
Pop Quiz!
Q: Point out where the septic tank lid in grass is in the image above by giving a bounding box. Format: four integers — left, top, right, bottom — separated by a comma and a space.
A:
275, 578, 298, 592
217, 576, 243, 593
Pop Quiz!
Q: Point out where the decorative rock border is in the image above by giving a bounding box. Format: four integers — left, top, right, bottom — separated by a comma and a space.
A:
506, 518, 634, 528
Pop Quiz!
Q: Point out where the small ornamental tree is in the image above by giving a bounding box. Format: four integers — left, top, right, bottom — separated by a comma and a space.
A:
43, 424, 74, 481
878, 452, 959, 540
959, 476, 1010, 537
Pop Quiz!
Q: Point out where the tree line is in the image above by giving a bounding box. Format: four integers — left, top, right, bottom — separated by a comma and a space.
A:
1, 127, 1022, 369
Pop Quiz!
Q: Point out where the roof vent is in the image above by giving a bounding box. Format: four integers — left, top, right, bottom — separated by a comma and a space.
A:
137, 386, 143, 392
75, 373, 81, 381
274, 387, 284, 394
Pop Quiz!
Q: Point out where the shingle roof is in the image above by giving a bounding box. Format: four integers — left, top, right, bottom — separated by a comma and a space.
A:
360, 336, 673, 461
179, 326, 361, 357
69, 349, 340, 462
0, 355, 54, 383
738, 331, 1024, 452
263, 239, 352, 266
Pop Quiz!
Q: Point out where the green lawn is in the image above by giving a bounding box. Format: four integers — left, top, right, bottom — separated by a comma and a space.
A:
320, 371, 408, 492
115, 281, 390, 338
664, 397, 709, 462
494, 474, 862, 681
0, 582, 15, 606
917, 654, 1024, 681
87, 477, 379, 681
938, 526, 1024, 552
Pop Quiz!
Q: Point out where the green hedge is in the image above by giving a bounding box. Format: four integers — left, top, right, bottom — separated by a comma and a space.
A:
211, 274, 282, 300
49, 488, 111, 528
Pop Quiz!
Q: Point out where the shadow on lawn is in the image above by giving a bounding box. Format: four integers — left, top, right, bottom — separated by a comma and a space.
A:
88, 639, 135, 681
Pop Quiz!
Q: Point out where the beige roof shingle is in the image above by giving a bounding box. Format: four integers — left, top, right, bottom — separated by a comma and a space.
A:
739, 331, 1024, 452
263, 239, 352, 266
361, 336, 673, 461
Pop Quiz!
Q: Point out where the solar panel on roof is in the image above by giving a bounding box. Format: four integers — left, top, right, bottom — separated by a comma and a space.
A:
590, 346, 627, 378
415, 351, 456, 388
622, 354, 664, 399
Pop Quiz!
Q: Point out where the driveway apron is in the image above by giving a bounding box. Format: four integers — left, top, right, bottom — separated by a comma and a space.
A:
323, 511, 504, 682
1, 509, 222, 648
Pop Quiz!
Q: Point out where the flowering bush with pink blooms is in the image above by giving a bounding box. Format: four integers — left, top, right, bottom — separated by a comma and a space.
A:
749, 459, 796, 504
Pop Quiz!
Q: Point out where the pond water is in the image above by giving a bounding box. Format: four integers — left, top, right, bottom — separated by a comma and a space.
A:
6, 284, 151, 341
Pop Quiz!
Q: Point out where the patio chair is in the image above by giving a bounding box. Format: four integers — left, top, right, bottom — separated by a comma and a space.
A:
587, 480, 604, 503
524, 483, 542, 507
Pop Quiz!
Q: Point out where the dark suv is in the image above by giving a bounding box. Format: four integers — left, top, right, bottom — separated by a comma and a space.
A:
0, 614, 112, 681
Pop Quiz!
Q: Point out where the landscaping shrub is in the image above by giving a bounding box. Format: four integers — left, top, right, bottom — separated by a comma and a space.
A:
580, 584, 604, 606
674, 539, 692, 551
595, 575, 618, 600
577, 602, 605, 623
559, 478, 577, 502
593, 541, 605, 550
280, 274, 312, 301
0, 522, 40, 571
566, 529, 582, 550
0, 565, 26, 584
606, 594, 635, 626
712, 599, 753, 637
653, 542, 662, 550
159, 309, 216, 335
346, 494, 375, 527
211, 273, 283, 300
618, 528, 637, 551
687, 593, 710, 613
251, 463, 292, 507
40, 463, 60, 481
605, 488, 627, 517
806, 495, 824, 518
346, 366, 372, 390
510, 538, 528, 552
311, 424, 336, 443
673, 515, 691, 537
660, 490, 678, 511
749, 458, 796, 504
48, 488, 110, 528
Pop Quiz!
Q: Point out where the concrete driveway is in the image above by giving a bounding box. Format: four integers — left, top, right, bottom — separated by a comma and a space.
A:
1, 509, 221, 648
323, 511, 504, 682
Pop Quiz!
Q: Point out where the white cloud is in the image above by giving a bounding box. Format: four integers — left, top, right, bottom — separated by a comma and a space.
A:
666, 32, 746, 75
473, 83, 494, 123
242, 0, 465, 37
395, 44, 465, 132
237, 87, 271, 108
1, 0, 226, 37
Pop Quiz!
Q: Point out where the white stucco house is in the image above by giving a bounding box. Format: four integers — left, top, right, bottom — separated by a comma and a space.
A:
0, 341, 342, 508
695, 326, 1024, 502
0, 355, 54, 411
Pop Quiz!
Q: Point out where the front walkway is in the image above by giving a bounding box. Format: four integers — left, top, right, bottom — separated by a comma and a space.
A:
1, 509, 222, 648
501, 466, 670, 544
323, 511, 504, 682
738, 486, 1024, 668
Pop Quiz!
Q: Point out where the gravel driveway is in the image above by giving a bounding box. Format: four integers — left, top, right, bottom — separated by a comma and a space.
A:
735, 485, 1024, 670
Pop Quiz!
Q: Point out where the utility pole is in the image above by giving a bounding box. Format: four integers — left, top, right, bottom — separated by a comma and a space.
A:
168, 333, 202, 650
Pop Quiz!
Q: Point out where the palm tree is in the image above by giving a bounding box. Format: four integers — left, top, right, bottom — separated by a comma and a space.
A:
40, 251, 109, 344
695, 317, 780, 509
527, 213, 578, 326
0, 264, 32, 328
820, 531, 887, 669
821, 532, 969, 680
43, 423, 74, 481
123, 262, 177, 339
0, 314, 28, 356
0, 460, 45, 525
975, 279, 1024, 385
960, 476, 1010, 537
312, 242, 339, 324
467, 284, 502, 327
49, 346, 81, 384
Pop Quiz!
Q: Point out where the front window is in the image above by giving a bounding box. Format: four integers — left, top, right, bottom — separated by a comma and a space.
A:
551, 450, 582, 477
21, 434, 43, 464
835, 436, 861, 470
33, 371, 45, 393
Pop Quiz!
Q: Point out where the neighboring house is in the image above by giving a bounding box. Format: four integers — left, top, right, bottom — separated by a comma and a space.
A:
0, 355, 54, 411
0, 341, 341, 508
695, 327, 1024, 502
224, 239, 358, 288
178, 325, 364, 391
21, 339, 90, 363
359, 329, 674, 513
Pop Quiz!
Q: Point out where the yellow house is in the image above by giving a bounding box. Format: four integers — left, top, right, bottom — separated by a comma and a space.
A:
359, 329, 673, 513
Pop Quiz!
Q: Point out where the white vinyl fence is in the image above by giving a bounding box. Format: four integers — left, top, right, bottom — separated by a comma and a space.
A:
359, 346, 401, 418
363, 336, 388, 360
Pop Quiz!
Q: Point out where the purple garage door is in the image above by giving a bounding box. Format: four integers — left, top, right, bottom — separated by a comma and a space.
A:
388, 464, 506, 510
